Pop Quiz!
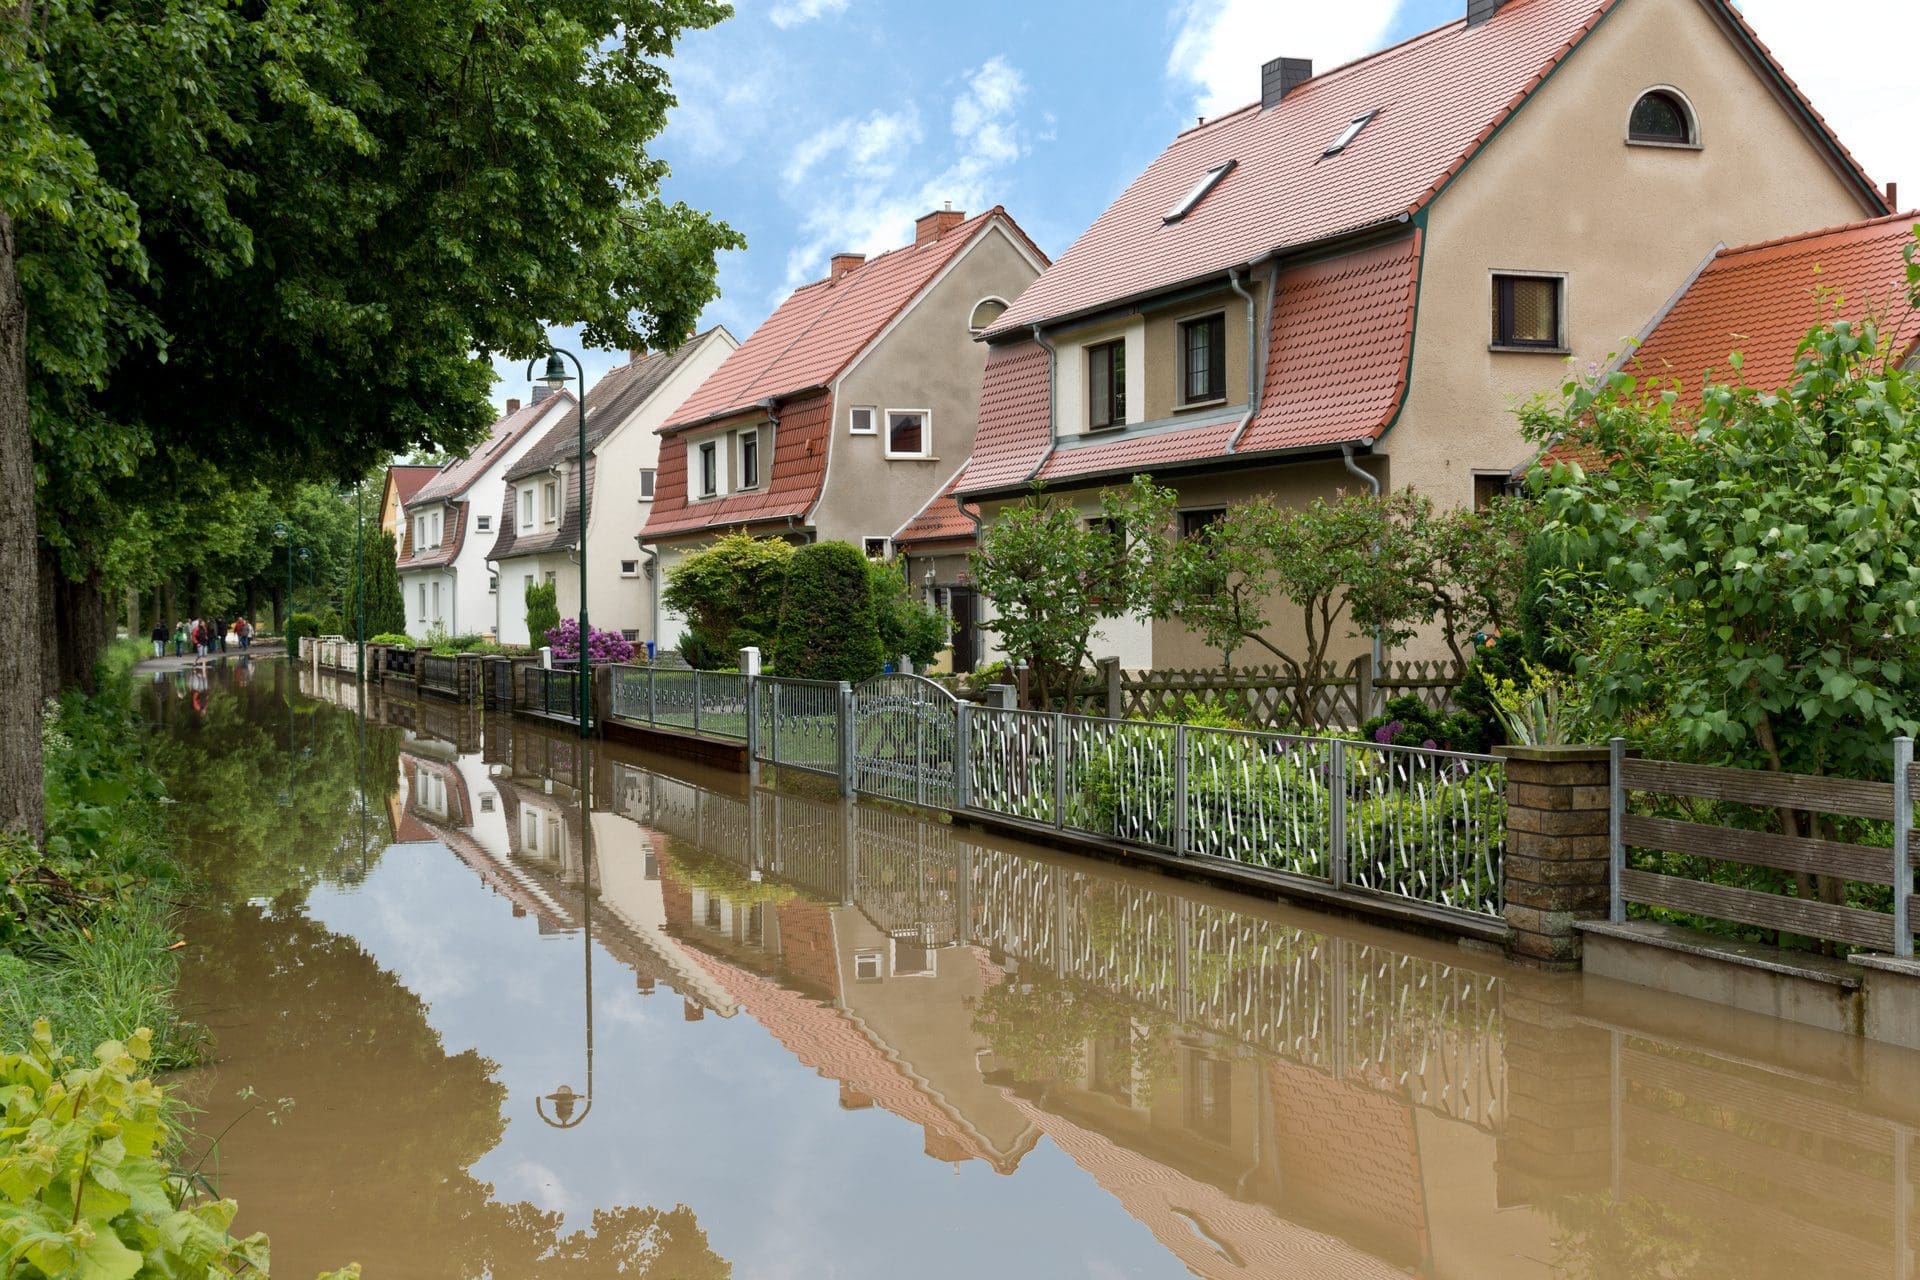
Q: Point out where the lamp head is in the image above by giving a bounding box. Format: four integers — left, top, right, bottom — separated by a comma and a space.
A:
540, 353, 572, 390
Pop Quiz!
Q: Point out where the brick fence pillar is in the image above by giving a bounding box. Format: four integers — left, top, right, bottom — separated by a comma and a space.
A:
1494, 744, 1612, 968
413, 648, 431, 696
456, 652, 482, 704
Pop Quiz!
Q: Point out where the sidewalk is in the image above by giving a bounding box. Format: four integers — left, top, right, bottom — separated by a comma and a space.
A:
137, 642, 285, 673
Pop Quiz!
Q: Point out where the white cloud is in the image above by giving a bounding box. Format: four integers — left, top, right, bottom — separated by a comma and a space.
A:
1166, 0, 1408, 120
1733, 0, 1918, 207
768, 0, 848, 29
777, 57, 1031, 289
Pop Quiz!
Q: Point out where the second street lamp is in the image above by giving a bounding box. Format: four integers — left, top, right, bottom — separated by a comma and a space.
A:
529, 347, 591, 737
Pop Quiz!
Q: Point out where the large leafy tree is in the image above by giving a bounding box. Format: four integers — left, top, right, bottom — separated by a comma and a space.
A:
1, 0, 742, 838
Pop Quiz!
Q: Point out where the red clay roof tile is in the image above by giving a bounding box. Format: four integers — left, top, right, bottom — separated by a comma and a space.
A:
950, 341, 1052, 495
893, 471, 979, 547
642, 390, 831, 539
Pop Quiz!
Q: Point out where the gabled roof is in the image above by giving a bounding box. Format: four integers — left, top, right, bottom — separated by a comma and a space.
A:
642, 390, 831, 539
385, 465, 440, 510
408, 393, 574, 508
986, 0, 1883, 340
1622, 212, 1920, 405
506, 333, 726, 485
664, 209, 1047, 433
487, 458, 594, 563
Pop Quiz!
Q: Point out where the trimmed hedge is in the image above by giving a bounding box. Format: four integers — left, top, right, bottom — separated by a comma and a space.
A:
773, 542, 884, 682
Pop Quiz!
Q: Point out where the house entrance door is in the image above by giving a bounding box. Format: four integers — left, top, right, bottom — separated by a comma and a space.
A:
947, 586, 977, 674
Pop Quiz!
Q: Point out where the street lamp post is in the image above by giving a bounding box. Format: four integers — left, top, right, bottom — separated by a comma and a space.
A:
530, 348, 591, 737
272, 523, 291, 635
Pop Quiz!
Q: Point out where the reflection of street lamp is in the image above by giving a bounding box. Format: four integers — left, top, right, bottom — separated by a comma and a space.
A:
536, 747, 595, 1128
526, 347, 590, 737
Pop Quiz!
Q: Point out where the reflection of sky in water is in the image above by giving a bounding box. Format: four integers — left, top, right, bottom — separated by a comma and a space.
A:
305, 845, 1190, 1280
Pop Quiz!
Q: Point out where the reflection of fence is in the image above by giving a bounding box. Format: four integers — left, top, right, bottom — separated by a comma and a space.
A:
965, 706, 1505, 919
609, 665, 750, 740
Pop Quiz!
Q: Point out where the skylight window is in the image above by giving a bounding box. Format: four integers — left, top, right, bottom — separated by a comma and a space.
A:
1323, 111, 1377, 157
1163, 160, 1235, 223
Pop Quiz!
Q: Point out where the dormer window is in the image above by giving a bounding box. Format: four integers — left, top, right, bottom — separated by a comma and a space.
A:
1323, 111, 1376, 157
518, 487, 535, 532
1088, 339, 1126, 430
697, 440, 719, 497
542, 480, 559, 523
1163, 160, 1235, 223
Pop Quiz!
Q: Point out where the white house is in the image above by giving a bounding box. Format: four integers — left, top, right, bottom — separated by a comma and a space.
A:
396, 391, 574, 640
486, 329, 736, 648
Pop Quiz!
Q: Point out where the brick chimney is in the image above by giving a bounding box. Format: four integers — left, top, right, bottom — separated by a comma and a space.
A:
1466, 0, 1510, 26
830, 252, 866, 282
1261, 57, 1313, 109
506, 397, 521, 414
915, 205, 966, 246
627, 346, 647, 364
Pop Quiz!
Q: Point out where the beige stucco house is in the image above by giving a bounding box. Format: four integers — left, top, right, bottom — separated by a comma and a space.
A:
641, 207, 1047, 666
486, 329, 737, 648
953, 0, 1891, 670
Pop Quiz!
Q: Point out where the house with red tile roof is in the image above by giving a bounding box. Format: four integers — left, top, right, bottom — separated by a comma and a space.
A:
486, 329, 737, 648
396, 392, 573, 640
955, 0, 1890, 669
380, 465, 440, 540
640, 207, 1047, 664
1533, 211, 1920, 472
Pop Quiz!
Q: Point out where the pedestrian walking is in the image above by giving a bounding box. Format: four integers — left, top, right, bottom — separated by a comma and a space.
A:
172, 621, 187, 657
238, 618, 253, 651
215, 617, 228, 653
192, 618, 208, 659
149, 622, 166, 659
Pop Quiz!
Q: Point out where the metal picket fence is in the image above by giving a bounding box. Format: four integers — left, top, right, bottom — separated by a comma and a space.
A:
753, 676, 850, 782
609, 665, 750, 741
419, 654, 460, 696
518, 665, 580, 722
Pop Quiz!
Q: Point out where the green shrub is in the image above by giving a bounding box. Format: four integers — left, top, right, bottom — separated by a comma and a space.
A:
368, 631, 413, 646
1146, 691, 1250, 730
964, 659, 1012, 694
314, 607, 343, 637
356, 528, 407, 637
285, 613, 321, 646
0, 1022, 359, 1280
524, 579, 560, 642
1360, 693, 1487, 753
868, 560, 948, 668
773, 542, 884, 682
663, 532, 795, 663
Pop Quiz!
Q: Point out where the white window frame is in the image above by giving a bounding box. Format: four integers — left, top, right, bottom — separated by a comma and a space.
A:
848, 406, 877, 435
862, 536, 892, 561
883, 408, 932, 460
488, 572, 498, 594
853, 950, 884, 981
418, 583, 427, 616
476, 513, 491, 533
542, 479, 559, 524
638, 468, 656, 501
431, 512, 441, 546
696, 439, 721, 498
737, 430, 760, 491
518, 487, 536, 533
619, 559, 640, 578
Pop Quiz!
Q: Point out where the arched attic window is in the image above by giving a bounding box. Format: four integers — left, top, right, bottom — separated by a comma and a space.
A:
1627, 88, 1698, 147
969, 296, 1010, 335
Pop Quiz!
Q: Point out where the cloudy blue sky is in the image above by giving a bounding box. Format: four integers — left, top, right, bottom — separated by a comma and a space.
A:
495, 0, 1920, 409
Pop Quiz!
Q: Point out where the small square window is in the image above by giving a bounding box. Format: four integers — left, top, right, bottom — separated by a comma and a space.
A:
638, 468, 656, 501
477, 514, 491, 533
480, 794, 495, 813
1473, 474, 1509, 511
620, 559, 640, 577
848, 406, 877, 435
1088, 339, 1126, 430
885, 410, 929, 458
1179, 313, 1227, 404
1491, 274, 1563, 349
863, 537, 891, 561
854, 951, 884, 981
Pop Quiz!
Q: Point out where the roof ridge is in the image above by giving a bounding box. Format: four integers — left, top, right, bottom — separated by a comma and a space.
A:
1715, 210, 1919, 261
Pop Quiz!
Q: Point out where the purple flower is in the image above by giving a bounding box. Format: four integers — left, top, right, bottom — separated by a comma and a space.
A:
1421, 738, 1438, 750
1375, 719, 1403, 744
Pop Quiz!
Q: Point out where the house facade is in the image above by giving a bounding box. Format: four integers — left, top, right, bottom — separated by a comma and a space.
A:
640, 207, 1048, 663
379, 465, 439, 540
487, 329, 738, 648
396, 392, 573, 640
954, 0, 1890, 670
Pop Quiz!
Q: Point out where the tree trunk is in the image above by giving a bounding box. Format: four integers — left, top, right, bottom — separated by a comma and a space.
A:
0, 209, 45, 841
162, 579, 176, 632
245, 581, 259, 628
271, 585, 284, 633
125, 587, 140, 640
50, 561, 108, 695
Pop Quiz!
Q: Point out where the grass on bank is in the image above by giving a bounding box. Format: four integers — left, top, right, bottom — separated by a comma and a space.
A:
1, 638, 197, 1066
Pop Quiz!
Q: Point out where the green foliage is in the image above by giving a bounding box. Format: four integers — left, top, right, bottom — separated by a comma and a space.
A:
285, 613, 322, 647
368, 632, 413, 647
1523, 309, 1920, 778
354, 528, 406, 639
1145, 692, 1249, 730
523, 581, 560, 644
0, 1021, 359, 1280
663, 533, 796, 667
1359, 694, 1487, 753
972, 477, 1177, 709
314, 608, 342, 637
774, 543, 885, 682
867, 561, 948, 669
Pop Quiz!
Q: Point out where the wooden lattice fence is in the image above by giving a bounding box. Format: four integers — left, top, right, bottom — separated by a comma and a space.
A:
1115, 656, 1463, 730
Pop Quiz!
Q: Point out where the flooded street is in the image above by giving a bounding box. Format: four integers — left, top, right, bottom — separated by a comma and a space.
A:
145, 660, 1920, 1279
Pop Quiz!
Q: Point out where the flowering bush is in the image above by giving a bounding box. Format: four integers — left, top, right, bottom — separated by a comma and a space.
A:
544, 617, 635, 664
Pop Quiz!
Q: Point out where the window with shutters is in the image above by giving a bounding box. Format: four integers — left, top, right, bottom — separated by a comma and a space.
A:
1490, 273, 1565, 351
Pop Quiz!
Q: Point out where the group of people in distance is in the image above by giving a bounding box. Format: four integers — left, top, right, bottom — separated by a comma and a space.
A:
150, 617, 254, 660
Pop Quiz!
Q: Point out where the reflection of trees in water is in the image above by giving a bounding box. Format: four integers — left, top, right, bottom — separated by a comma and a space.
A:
970, 971, 1180, 1102
180, 906, 730, 1279
145, 667, 403, 906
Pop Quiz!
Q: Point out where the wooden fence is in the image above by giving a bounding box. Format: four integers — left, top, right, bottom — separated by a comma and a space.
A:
1110, 656, 1463, 730
1609, 737, 1918, 955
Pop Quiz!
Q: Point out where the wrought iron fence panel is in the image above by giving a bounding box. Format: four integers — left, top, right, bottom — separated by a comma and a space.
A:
385, 648, 415, 677
1181, 726, 1337, 876
1058, 716, 1180, 846
610, 665, 652, 723
966, 706, 1059, 824
1342, 741, 1505, 917
852, 674, 959, 808
755, 677, 845, 775
518, 666, 579, 722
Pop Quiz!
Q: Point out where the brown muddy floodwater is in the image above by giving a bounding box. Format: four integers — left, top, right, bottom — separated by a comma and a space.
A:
142, 659, 1920, 1279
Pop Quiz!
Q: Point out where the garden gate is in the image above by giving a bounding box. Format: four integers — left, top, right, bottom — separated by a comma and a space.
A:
851, 673, 960, 809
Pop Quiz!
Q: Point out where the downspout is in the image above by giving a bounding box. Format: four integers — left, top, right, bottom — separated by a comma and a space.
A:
1019, 325, 1061, 483
1223, 264, 1264, 452
636, 537, 660, 657
1342, 443, 1385, 675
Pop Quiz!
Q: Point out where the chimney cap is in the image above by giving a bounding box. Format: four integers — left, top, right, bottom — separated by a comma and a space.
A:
1261, 57, 1313, 110
830, 252, 866, 282
506, 397, 522, 413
